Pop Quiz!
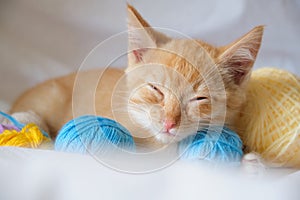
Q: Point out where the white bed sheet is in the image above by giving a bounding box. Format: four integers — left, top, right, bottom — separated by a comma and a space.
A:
0, 1, 300, 199
0, 147, 299, 200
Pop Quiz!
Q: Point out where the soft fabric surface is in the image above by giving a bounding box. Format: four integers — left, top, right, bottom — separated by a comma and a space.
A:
0, 147, 299, 200
0, 1, 300, 199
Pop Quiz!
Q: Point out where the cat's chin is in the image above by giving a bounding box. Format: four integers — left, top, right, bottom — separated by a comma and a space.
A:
154, 133, 178, 144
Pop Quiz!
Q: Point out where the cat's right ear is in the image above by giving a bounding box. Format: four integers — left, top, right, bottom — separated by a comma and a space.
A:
127, 4, 169, 65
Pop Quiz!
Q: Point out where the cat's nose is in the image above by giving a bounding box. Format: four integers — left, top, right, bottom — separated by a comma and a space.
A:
163, 120, 176, 132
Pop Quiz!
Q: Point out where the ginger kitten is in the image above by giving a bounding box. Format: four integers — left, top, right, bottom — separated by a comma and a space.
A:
10, 5, 264, 150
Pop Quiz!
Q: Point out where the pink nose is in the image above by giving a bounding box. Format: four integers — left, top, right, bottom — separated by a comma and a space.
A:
163, 120, 176, 132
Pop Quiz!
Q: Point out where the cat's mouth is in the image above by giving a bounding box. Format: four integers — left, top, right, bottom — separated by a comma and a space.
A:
154, 128, 178, 143
159, 125, 177, 136
161, 130, 176, 136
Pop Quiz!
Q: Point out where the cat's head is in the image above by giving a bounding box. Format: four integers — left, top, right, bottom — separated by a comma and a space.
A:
125, 5, 263, 144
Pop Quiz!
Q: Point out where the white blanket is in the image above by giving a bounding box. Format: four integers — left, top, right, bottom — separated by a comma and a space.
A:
0, 147, 299, 200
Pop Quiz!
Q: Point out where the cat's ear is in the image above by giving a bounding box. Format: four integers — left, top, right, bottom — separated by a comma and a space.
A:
127, 4, 169, 64
218, 26, 264, 86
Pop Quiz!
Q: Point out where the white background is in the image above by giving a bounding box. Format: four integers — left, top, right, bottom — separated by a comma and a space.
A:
0, 0, 299, 104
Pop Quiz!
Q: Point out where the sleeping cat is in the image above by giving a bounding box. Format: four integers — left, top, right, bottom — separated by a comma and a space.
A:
10, 5, 264, 159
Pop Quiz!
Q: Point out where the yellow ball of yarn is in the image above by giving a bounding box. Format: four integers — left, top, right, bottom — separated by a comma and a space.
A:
0, 123, 51, 149
239, 68, 300, 167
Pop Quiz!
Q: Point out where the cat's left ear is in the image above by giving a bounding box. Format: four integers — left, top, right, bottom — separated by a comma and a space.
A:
218, 26, 264, 86
127, 4, 170, 65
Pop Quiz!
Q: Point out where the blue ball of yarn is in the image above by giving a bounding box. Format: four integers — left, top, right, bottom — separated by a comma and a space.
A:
178, 127, 243, 163
55, 115, 135, 154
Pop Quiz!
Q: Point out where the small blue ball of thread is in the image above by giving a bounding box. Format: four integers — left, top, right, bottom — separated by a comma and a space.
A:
178, 126, 243, 163
55, 115, 135, 154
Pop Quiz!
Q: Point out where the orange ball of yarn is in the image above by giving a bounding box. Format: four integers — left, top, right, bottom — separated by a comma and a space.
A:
238, 68, 300, 167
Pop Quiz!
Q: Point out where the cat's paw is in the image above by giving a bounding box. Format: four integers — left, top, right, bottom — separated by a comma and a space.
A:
241, 152, 266, 177
3, 111, 49, 133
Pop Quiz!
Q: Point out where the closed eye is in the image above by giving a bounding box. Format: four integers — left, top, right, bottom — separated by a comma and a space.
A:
148, 83, 163, 95
191, 96, 208, 101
